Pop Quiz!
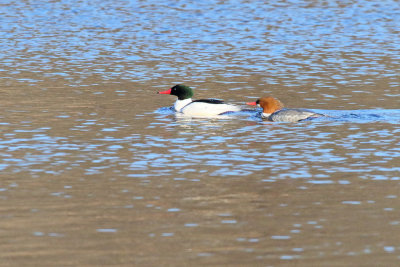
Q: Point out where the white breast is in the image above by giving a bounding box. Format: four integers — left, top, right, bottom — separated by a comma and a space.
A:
174, 99, 193, 112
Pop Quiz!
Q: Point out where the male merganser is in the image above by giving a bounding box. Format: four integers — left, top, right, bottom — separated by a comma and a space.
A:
246, 96, 323, 122
158, 84, 242, 117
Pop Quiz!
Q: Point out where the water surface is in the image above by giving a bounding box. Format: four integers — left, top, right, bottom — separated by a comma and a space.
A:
1, 0, 400, 266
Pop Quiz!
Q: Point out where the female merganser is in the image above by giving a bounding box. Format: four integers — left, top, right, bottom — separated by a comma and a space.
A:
246, 96, 323, 122
158, 84, 242, 117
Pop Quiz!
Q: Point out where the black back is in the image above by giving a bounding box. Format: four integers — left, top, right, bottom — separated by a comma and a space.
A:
192, 99, 225, 104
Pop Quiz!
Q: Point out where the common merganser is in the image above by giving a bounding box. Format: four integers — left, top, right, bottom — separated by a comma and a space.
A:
246, 96, 323, 122
158, 84, 242, 117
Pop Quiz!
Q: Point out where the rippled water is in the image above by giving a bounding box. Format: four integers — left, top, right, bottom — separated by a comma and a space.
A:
1, 0, 400, 266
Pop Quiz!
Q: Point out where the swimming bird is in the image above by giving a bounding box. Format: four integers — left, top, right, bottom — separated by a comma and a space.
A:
158, 84, 242, 117
246, 96, 323, 122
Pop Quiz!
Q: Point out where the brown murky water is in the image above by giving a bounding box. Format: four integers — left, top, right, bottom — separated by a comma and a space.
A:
1, 0, 400, 266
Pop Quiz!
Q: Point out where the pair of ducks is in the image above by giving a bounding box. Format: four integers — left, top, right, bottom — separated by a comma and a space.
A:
158, 84, 323, 122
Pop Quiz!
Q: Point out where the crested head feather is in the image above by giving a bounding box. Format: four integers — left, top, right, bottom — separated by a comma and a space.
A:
170, 84, 194, 100
257, 97, 284, 114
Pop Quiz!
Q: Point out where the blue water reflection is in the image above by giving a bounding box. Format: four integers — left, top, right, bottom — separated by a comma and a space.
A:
2, 0, 400, 88
3, 107, 398, 181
